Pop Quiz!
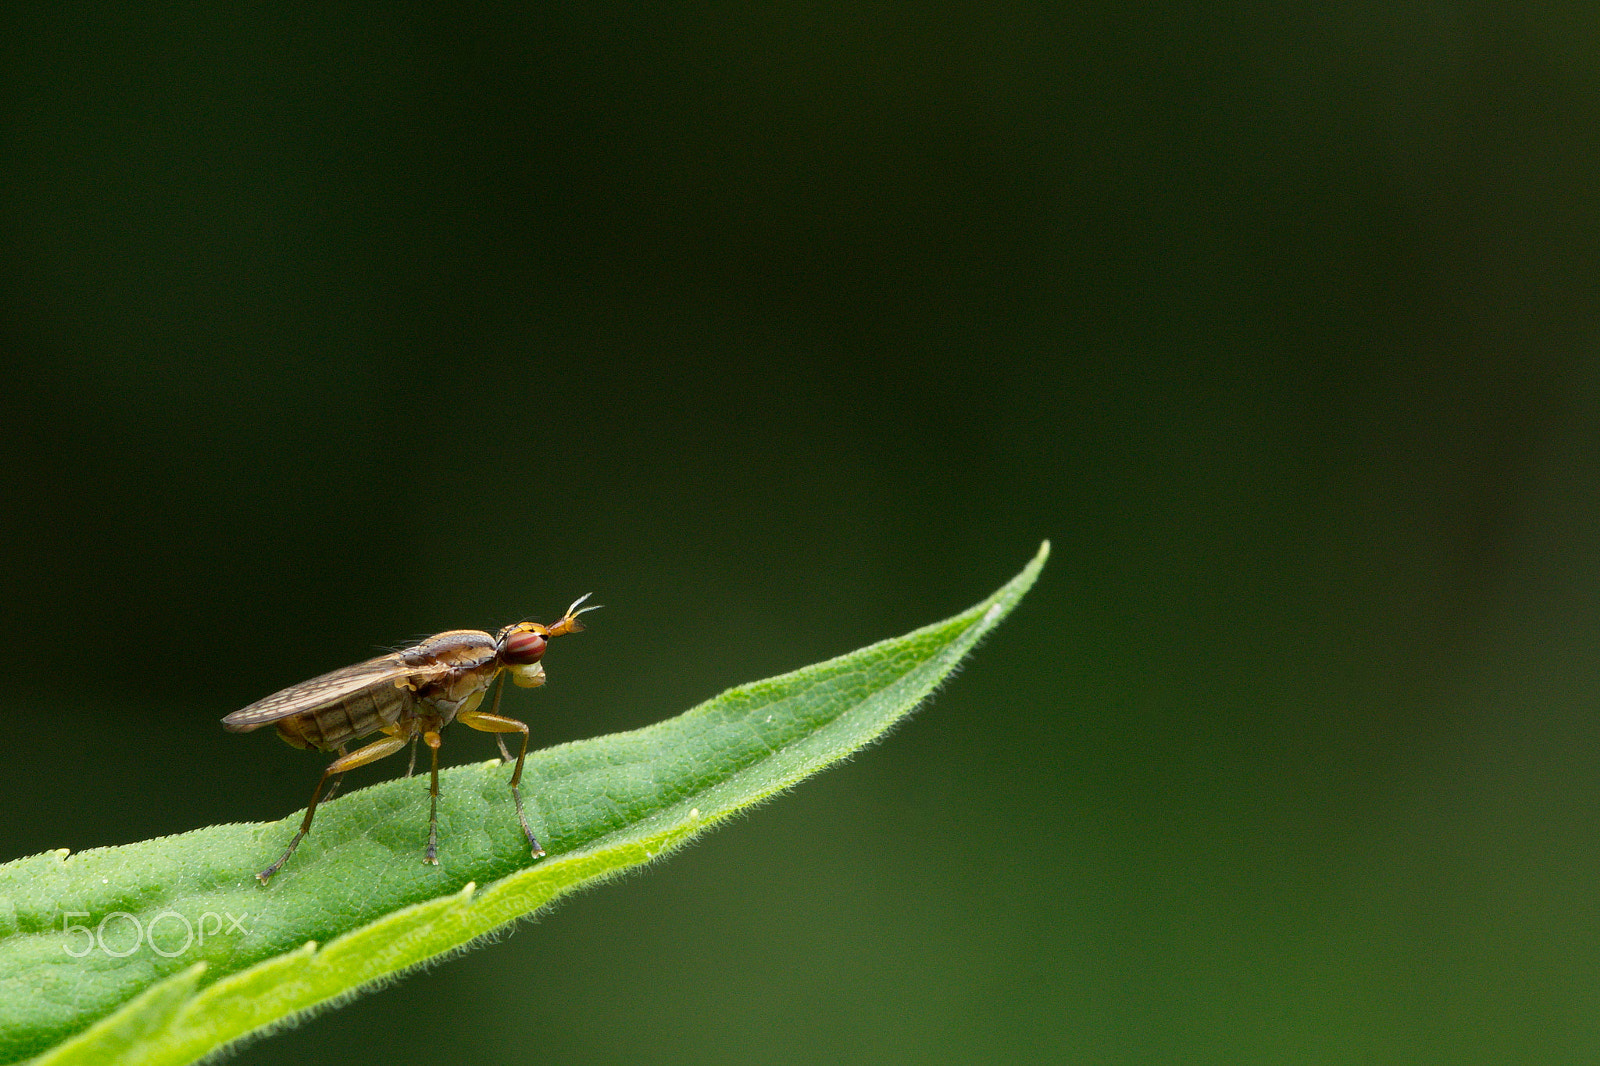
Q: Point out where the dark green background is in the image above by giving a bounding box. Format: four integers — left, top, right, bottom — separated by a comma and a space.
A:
4, 3, 1599, 1063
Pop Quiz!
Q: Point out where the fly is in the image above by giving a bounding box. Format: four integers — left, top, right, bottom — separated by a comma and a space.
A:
223, 594, 599, 885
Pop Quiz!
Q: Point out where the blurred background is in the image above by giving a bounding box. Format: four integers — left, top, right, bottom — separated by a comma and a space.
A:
4, 3, 1599, 1063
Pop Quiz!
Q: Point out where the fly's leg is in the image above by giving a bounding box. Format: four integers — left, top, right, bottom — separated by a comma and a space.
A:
257, 735, 409, 885
423, 730, 443, 865
405, 733, 420, 778
458, 708, 544, 858
319, 744, 350, 805
487, 673, 513, 762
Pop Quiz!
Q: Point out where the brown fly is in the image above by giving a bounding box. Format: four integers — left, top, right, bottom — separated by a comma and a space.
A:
223, 594, 598, 884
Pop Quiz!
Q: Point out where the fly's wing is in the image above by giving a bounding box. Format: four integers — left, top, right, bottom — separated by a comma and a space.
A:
221, 653, 441, 732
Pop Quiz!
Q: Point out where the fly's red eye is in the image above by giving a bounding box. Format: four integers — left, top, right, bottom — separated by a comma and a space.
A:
502, 629, 548, 665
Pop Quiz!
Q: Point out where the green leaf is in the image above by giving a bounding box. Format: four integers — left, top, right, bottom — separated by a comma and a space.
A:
0, 542, 1048, 1066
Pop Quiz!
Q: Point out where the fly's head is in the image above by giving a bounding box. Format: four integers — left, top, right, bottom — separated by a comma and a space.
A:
497, 593, 600, 687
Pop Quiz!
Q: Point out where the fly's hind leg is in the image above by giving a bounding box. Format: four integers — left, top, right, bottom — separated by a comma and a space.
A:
319, 744, 350, 805
457, 707, 544, 858
257, 735, 409, 886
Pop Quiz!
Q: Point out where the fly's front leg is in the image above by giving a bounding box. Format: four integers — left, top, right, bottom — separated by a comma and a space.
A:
486, 672, 513, 762
457, 708, 544, 858
258, 735, 409, 885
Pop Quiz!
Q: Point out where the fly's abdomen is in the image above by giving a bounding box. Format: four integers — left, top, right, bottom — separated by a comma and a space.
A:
275, 682, 413, 751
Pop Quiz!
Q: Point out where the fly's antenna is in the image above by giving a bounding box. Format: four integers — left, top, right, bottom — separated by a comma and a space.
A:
565, 592, 602, 619
548, 592, 602, 637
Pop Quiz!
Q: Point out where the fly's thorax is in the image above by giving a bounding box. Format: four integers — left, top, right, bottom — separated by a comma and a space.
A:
410, 686, 486, 731
425, 666, 501, 716
402, 629, 499, 668
399, 630, 501, 719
